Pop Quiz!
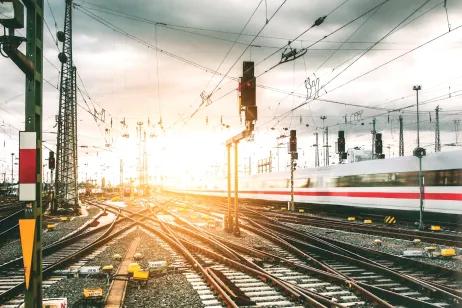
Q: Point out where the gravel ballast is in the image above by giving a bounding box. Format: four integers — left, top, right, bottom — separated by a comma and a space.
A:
123, 230, 203, 308
286, 222, 462, 271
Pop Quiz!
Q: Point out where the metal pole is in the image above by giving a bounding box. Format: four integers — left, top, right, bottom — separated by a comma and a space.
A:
290, 156, 294, 211
413, 85, 424, 230
371, 118, 376, 159
418, 156, 424, 230
325, 127, 329, 166
233, 142, 240, 236
314, 132, 319, 167
416, 89, 420, 148
226, 144, 232, 232
25, 0, 44, 305
435, 106, 441, 152
11, 153, 14, 184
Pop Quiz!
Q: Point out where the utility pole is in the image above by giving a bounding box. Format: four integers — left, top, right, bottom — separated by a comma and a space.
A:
325, 126, 329, 166
55, 0, 78, 213
413, 85, 425, 230
435, 106, 441, 152
0, 0, 45, 305
371, 118, 376, 159
320, 116, 328, 166
10, 152, 14, 184
288, 130, 297, 211
313, 132, 319, 167
399, 115, 404, 156
454, 119, 461, 145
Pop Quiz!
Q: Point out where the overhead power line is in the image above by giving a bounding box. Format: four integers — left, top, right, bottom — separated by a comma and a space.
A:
257, 0, 391, 77
321, 0, 431, 91
208, 0, 288, 98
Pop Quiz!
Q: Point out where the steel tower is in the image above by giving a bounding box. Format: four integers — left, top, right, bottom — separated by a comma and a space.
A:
399, 115, 404, 156
435, 106, 441, 152
54, 0, 78, 213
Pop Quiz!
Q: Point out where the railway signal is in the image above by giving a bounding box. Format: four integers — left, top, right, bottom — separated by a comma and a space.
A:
337, 131, 347, 163
225, 61, 258, 236
239, 61, 257, 130
413, 84, 425, 231
375, 133, 384, 159
288, 130, 297, 211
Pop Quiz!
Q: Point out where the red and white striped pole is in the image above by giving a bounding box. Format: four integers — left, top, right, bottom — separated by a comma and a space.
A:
19, 132, 37, 201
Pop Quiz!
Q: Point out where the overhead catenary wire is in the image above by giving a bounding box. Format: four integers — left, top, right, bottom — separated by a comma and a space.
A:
256, 0, 391, 77
207, 0, 289, 98
270, 22, 462, 127
203, 0, 264, 93
320, 0, 432, 91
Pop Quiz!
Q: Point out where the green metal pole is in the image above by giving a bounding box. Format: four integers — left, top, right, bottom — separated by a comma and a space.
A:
24, 0, 43, 306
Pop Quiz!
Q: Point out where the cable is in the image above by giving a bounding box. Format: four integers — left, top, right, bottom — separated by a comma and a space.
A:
257, 0, 390, 77
277, 22, 462, 122
203, 0, 264, 92
327, 23, 462, 94
208, 0, 288, 97
321, 0, 431, 91
315, 4, 380, 72
74, 4, 240, 83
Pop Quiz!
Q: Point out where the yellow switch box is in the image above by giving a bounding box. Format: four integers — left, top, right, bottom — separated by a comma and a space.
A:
133, 270, 149, 281
431, 225, 441, 231
127, 263, 141, 274
441, 248, 456, 257
47, 224, 56, 231
363, 219, 373, 224
347, 217, 356, 221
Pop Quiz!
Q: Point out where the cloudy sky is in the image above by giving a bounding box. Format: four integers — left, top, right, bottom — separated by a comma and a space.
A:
1, 0, 461, 185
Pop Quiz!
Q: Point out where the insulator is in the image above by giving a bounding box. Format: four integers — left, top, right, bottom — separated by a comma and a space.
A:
58, 52, 67, 64
57, 31, 65, 42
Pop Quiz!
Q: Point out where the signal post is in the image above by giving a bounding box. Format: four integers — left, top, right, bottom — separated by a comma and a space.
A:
224, 61, 257, 236
288, 130, 297, 211
0, 0, 44, 306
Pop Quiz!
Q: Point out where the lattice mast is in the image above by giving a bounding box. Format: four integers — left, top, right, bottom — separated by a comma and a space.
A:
435, 106, 441, 152
399, 115, 404, 156
55, 0, 78, 212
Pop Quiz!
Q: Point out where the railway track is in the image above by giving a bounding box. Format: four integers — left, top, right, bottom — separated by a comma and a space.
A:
0, 209, 22, 241
74, 198, 462, 307
174, 194, 462, 248
0, 205, 151, 304
163, 197, 462, 307
241, 216, 462, 307
246, 208, 462, 248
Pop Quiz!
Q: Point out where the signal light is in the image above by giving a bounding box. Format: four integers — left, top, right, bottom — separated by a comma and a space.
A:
241, 61, 256, 108
289, 130, 297, 153
48, 151, 55, 170
337, 130, 345, 154
375, 133, 383, 155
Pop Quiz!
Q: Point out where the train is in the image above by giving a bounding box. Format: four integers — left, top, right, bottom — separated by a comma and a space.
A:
173, 150, 462, 216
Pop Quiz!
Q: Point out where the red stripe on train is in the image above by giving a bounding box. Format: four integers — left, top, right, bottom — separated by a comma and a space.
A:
237, 190, 462, 201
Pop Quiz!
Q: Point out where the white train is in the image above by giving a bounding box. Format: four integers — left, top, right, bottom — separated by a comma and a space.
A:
176, 150, 462, 215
